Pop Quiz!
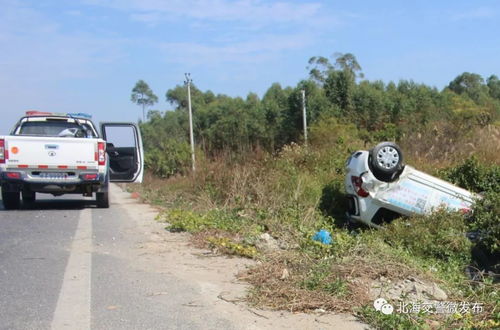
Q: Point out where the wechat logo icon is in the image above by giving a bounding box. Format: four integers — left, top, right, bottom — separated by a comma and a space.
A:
374, 298, 394, 315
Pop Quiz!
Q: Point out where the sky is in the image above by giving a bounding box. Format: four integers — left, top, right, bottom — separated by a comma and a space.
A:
1, 0, 499, 134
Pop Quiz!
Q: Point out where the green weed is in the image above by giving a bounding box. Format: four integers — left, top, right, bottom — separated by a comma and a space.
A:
159, 208, 261, 235
206, 237, 258, 258
380, 210, 472, 262
300, 260, 349, 297
356, 305, 426, 330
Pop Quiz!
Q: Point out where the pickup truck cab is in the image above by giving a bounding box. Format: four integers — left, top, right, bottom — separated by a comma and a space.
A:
344, 142, 477, 227
0, 111, 144, 209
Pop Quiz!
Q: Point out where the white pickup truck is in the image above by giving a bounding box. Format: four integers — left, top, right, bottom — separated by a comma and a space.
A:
0, 111, 144, 209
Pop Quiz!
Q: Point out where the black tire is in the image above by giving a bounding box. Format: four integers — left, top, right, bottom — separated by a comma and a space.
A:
369, 142, 404, 182
22, 190, 36, 203
96, 191, 109, 208
2, 190, 21, 210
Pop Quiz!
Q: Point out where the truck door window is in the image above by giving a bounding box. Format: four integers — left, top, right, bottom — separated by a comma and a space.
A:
103, 126, 136, 147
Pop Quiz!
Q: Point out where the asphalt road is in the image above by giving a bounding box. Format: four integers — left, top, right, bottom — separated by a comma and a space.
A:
0, 185, 367, 330
0, 186, 236, 330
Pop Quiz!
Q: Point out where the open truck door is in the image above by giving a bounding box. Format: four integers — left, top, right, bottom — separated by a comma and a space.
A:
100, 122, 144, 183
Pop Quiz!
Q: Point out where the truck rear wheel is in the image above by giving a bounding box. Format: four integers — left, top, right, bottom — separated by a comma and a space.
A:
2, 190, 21, 210
96, 191, 109, 208
22, 190, 36, 203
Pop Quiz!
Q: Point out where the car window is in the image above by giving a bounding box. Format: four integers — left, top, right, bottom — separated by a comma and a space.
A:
102, 126, 136, 147
17, 121, 97, 137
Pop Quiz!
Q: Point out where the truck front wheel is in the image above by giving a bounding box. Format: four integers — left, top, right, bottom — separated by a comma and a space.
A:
2, 190, 21, 210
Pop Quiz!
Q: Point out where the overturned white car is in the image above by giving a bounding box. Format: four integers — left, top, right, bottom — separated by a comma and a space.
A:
344, 142, 478, 227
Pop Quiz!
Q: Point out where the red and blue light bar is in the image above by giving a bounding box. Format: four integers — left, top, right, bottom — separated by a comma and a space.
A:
25, 111, 92, 119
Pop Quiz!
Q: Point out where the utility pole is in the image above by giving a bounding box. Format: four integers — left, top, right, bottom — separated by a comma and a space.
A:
185, 73, 196, 172
301, 89, 308, 146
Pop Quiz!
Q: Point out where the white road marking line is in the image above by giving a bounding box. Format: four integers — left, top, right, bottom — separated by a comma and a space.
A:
51, 208, 92, 330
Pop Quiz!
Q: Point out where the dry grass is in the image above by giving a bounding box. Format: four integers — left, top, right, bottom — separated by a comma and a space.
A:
400, 123, 500, 173
241, 238, 427, 314
241, 252, 352, 313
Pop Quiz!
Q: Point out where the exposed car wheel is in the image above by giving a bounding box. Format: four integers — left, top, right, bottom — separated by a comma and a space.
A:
370, 142, 404, 182
2, 190, 21, 210
96, 192, 109, 208
22, 190, 36, 203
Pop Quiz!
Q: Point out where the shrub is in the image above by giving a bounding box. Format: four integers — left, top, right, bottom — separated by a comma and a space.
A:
441, 159, 499, 256
380, 210, 472, 262
440, 157, 500, 193
373, 123, 402, 142
469, 191, 500, 254
144, 140, 192, 177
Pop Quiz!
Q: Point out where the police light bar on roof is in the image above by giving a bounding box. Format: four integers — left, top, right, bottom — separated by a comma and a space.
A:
67, 112, 92, 119
25, 110, 54, 116
25, 111, 92, 119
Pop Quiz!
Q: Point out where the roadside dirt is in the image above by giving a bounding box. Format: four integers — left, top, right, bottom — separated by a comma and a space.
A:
113, 184, 368, 330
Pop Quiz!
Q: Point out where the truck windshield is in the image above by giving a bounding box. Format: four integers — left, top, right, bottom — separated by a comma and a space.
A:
17, 121, 97, 138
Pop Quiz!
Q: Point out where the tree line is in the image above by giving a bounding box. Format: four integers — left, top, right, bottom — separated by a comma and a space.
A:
131, 53, 500, 177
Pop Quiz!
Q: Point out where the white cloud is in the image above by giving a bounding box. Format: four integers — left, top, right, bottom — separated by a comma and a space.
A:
80, 0, 336, 67
66, 10, 83, 16
0, 0, 59, 39
130, 11, 164, 25
83, 0, 327, 27
0, 0, 127, 83
158, 32, 313, 66
451, 7, 496, 21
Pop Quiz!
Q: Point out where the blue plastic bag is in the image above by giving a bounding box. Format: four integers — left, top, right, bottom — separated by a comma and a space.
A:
312, 229, 332, 244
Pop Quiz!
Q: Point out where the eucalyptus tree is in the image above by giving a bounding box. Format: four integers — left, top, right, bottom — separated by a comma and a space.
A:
131, 80, 158, 121
487, 75, 500, 100
447, 72, 488, 103
307, 52, 363, 85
